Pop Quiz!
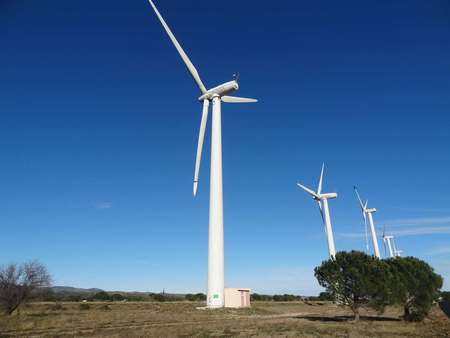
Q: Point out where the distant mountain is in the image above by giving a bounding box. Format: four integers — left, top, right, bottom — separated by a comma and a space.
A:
51, 286, 103, 294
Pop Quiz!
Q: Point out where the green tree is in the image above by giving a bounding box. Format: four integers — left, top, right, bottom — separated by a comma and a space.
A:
314, 251, 393, 321
385, 257, 443, 321
93, 291, 111, 301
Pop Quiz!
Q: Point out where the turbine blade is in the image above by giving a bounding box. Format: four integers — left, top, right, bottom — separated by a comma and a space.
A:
297, 183, 319, 198
221, 96, 258, 103
354, 186, 365, 210
318, 163, 325, 194
318, 200, 325, 224
147, 0, 207, 94
193, 100, 209, 196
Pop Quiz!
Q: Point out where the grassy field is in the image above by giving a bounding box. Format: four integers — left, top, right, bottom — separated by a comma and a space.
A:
0, 301, 449, 337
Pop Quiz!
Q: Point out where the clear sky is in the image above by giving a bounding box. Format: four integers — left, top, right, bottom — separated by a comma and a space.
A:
1, 0, 449, 295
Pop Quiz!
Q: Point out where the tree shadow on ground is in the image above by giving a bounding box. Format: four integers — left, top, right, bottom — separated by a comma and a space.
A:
439, 301, 450, 319
295, 315, 401, 322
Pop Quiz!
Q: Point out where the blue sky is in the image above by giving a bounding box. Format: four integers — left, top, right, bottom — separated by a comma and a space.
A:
1, 0, 449, 295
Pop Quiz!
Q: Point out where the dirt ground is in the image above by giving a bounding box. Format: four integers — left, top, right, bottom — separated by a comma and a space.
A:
0, 301, 449, 337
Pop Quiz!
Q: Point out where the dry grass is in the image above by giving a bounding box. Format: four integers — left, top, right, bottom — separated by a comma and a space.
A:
0, 301, 449, 337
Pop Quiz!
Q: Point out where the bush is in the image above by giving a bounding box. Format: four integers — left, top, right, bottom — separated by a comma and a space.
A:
251, 294, 273, 301
151, 293, 167, 302
385, 257, 443, 321
126, 295, 145, 302
314, 251, 393, 321
79, 303, 91, 310
111, 293, 125, 301
185, 293, 206, 301
273, 294, 301, 302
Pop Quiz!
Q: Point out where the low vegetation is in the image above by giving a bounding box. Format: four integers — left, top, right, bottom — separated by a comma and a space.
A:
0, 301, 449, 337
1, 255, 447, 336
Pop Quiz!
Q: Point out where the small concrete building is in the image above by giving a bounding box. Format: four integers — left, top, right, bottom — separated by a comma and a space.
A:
224, 288, 251, 308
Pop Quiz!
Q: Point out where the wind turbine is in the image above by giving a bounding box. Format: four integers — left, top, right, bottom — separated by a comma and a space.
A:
382, 226, 395, 258
147, 0, 257, 308
297, 164, 337, 259
354, 187, 381, 258
391, 236, 402, 257
382, 227, 402, 258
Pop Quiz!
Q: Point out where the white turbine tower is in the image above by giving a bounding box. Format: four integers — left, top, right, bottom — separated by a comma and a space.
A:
147, 0, 257, 308
297, 164, 337, 259
354, 187, 381, 259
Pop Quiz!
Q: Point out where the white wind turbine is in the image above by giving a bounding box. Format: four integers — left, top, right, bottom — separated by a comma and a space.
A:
147, 0, 257, 308
297, 164, 337, 259
382, 227, 395, 258
382, 227, 402, 258
354, 187, 381, 258
392, 238, 402, 257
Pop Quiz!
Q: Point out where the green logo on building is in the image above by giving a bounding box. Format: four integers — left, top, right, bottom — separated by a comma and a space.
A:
213, 294, 219, 299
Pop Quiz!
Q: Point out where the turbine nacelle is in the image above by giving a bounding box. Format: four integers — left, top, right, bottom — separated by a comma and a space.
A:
366, 207, 377, 213
318, 193, 338, 200
198, 80, 239, 101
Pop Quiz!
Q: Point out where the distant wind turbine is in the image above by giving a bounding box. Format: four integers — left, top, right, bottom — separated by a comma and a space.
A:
297, 164, 337, 259
382, 226, 394, 258
382, 226, 402, 258
354, 187, 381, 259
383, 229, 402, 258
391, 234, 402, 257
147, 0, 257, 308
